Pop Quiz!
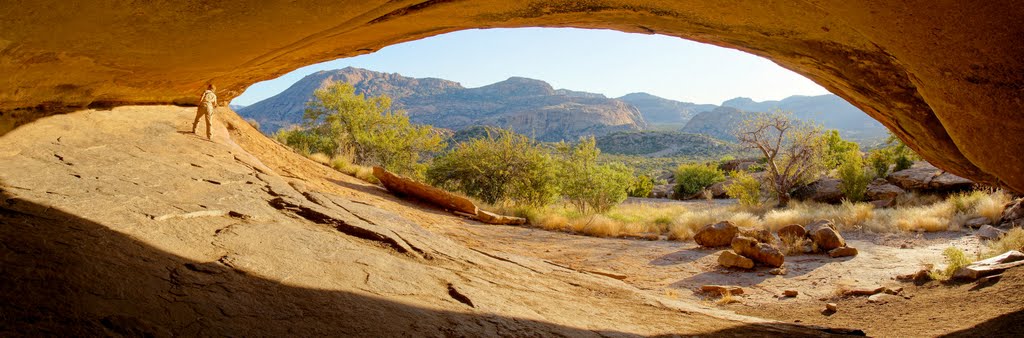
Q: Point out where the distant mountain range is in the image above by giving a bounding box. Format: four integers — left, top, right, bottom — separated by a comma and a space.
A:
239, 67, 888, 147
240, 67, 646, 141
595, 130, 737, 158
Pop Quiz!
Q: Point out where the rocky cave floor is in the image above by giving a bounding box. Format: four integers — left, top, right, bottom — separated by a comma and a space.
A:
1, 106, 1022, 337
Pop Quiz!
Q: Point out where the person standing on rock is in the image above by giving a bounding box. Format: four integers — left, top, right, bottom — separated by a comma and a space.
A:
192, 84, 217, 140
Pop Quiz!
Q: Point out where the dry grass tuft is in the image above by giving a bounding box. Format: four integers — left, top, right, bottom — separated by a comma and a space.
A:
716, 290, 740, 305
308, 152, 331, 165
778, 234, 809, 256
985, 227, 1024, 258
929, 247, 973, 281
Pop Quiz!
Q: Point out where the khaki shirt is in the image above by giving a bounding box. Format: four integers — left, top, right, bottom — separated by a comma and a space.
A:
200, 90, 217, 106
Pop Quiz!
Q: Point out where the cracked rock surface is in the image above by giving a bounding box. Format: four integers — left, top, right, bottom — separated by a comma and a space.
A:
0, 106, 835, 336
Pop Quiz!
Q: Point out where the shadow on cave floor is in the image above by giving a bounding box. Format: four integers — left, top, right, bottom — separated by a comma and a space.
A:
0, 188, 844, 337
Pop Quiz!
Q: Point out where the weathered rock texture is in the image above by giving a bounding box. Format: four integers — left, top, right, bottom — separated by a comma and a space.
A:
2, 1, 1023, 191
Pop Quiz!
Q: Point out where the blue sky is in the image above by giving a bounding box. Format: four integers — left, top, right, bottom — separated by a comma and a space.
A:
232, 28, 829, 106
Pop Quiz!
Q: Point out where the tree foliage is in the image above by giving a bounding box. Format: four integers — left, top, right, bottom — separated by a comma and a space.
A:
867, 132, 921, 178
627, 174, 654, 198
724, 170, 763, 207
426, 128, 558, 207
837, 150, 872, 202
673, 163, 725, 198
733, 112, 825, 207
288, 81, 444, 176
820, 129, 859, 169
557, 136, 633, 213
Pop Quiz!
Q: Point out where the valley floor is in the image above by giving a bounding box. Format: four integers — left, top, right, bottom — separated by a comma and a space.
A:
1, 106, 1020, 337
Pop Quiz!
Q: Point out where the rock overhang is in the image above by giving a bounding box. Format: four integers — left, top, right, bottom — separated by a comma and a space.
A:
1, 0, 1022, 191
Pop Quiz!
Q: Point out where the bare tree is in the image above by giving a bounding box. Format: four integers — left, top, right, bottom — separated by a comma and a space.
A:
734, 112, 824, 207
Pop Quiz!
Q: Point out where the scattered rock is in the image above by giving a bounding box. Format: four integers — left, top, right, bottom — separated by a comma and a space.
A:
828, 246, 858, 258
707, 180, 730, 199
731, 236, 784, 267
769, 267, 787, 275
718, 250, 754, 269
964, 216, 990, 229
953, 250, 1024, 281
701, 285, 744, 295
869, 198, 895, 208
805, 219, 836, 233
792, 178, 844, 204
867, 293, 901, 304
650, 184, 674, 199
776, 224, 806, 239
694, 221, 739, 248
896, 269, 933, 283
476, 210, 527, 225
866, 178, 905, 201
808, 220, 845, 251
976, 224, 1007, 241
783, 290, 799, 297
844, 286, 886, 296
998, 199, 1024, 228
824, 303, 838, 314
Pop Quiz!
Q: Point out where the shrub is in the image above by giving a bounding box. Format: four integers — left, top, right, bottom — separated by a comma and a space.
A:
627, 174, 654, 198
929, 247, 972, 281
725, 170, 762, 207
985, 228, 1024, 258
301, 82, 445, 177
734, 112, 826, 207
837, 150, 871, 202
867, 150, 891, 178
821, 129, 859, 169
557, 136, 633, 213
426, 128, 558, 207
674, 163, 725, 198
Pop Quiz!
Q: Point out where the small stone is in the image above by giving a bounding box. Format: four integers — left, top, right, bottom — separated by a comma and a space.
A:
701, 285, 744, 295
828, 246, 858, 258
718, 250, 755, 269
824, 303, 838, 313
731, 236, 785, 267
844, 286, 885, 296
884, 287, 903, 295
783, 290, 799, 297
769, 267, 787, 275
867, 293, 901, 304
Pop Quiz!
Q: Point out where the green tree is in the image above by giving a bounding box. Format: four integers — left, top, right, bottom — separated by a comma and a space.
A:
627, 174, 654, 198
426, 128, 558, 207
837, 150, 872, 202
733, 112, 825, 207
557, 136, 633, 213
300, 81, 444, 176
868, 149, 891, 178
724, 170, 762, 207
820, 129, 860, 169
674, 163, 725, 198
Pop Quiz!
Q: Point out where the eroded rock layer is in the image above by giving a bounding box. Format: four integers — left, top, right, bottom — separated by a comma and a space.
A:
0, 1, 1022, 190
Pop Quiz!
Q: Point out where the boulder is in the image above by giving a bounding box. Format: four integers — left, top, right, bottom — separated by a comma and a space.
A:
792, 178, 844, 204
866, 178, 905, 201
731, 236, 785, 267
976, 225, 1006, 241
776, 224, 806, 239
964, 216, 990, 229
707, 180, 730, 199
373, 167, 478, 215
828, 247, 858, 258
769, 267, 787, 275
807, 220, 845, 251
718, 250, 754, 269
740, 228, 775, 244
650, 184, 675, 199
887, 162, 974, 192
999, 199, 1024, 228
782, 290, 798, 297
953, 250, 1024, 281
694, 221, 739, 248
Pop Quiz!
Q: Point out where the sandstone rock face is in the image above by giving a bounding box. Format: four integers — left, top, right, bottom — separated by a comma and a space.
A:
866, 178, 905, 201
792, 178, 844, 204
718, 250, 754, 269
731, 236, 785, 267
694, 221, 739, 248
373, 167, 478, 215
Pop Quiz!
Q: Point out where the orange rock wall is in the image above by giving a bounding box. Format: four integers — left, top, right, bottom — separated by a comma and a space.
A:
1, 1, 1022, 191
